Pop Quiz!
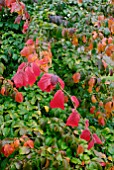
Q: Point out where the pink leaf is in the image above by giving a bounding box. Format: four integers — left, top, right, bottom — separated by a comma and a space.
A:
13, 71, 24, 88
87, 139, 94, 150
71, 96, 80, 108
58, 77, 65, 89
17, 62, 26, 72
80, 129, 91, 141
50, 90, 64, 110
14, 15, 22, 24
31, 62, 40, 77
66, 109, 80, 127
85, 119, 89, 129
13, 71, 29, 88
38, 73, 55, 92
26, 39, 34, 45
25, 67, 36, 86
93, 134, 102, 144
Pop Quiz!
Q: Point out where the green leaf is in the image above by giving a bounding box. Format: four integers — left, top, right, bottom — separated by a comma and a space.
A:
19, 146, 30, 155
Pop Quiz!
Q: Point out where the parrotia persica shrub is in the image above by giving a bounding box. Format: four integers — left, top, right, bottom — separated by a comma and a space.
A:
0, 0, 114, 169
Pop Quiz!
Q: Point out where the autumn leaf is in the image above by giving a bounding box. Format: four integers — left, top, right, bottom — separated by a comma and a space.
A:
72, 35, 78, 46
98, 117, 105, 126
2, 144, 15, 157
38, 74, 56, 92
1, 86, 5, 95
13, 139, 20, 148
77, 145, 84, 155
87, 139, 94, 150
66, 109, 80, 127
91, 95, 97, 103
93, 134, 102, 144
88, 78, 95, 87
104, 101, 112, 113
85, 119, 89, 129
15, 92, 23, 103
71, 96, 80, 108
5, 0, 16, 7
50, 90, 64, 110
82, 35, 86, 43
90, 106, 96, 114
31, 62, 40, 77
72, 72, 81, 83
80, 129, 91, 141
24, 139, 34, 148
25, 66, 36, 86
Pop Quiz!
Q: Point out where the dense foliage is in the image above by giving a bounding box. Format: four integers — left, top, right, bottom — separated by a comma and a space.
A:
0, 0, 114, 169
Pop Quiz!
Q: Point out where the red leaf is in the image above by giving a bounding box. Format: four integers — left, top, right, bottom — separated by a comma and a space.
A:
22, 21, 29, 34
71, 96, 80, 108
58, 77, 65, 89
2, 144, 14, 157
87, 139, 94, 150
38, 73, 55, 92
17, 62, 26, 72
25, 66, 36, 86
15, 92, 23, 103
14, 15, 22, 24
26, 39, 34, 45
98, 117, 105, 126
5, 0, 16, 7
1, 86, 5, 95
31, 62, 40, 77
66, 109, 80, 127
93, 134, 102, 144
24, 140, 34, 148
85, 119, 89, 129
50, 90, 64, 110
90, 106, 96, 114
100, 162, 106, 167
13, 71, 25, 88
80, 129, 91, 141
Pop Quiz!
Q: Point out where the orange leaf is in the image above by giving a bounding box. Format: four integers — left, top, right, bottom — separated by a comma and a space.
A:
104, 101, 112, 113
88, 42, 93, 51
72, 72, 81, 83
91, 95, 97, 103
92, 31, 98, 39
1, 86, 5, 95
2, 144, 15, 157
97, 42, 105, 53
88, 78, 95, 87
15, 92, 23, 103
88, 86, 93, 93
72, 35, 78, 46
102, 60, 108, 69
24, 139, 34, 148
82, 35, 86, 43
105, 47, 112, 56
96, 86, 100, 92
98, 15, 105, 21
13, 139, 20, 148
64, 95, 69, 103
98, 117, 105, 126
77, 145, 84, 155
108, 37, 113, 44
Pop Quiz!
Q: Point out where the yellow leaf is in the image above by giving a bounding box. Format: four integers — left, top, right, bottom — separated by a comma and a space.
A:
44, 106, 49, 112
